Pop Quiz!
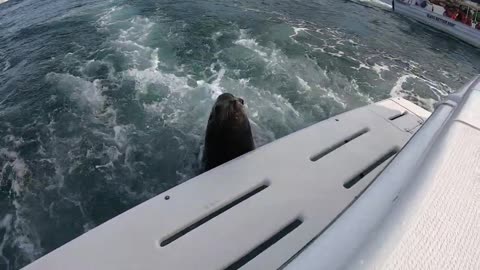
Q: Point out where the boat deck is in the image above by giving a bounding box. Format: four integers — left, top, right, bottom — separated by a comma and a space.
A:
286, 75, 480, 270
23, 98, 430, 270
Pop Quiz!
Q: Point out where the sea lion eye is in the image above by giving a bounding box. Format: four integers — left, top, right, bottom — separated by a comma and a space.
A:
238, 98, 244, 105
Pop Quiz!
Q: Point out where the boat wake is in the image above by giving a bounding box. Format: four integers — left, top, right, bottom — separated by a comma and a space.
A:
353, 0, 392, 10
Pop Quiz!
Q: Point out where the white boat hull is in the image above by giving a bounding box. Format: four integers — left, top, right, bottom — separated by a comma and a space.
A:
286, 75, 480, 270
393, 0, 480, 48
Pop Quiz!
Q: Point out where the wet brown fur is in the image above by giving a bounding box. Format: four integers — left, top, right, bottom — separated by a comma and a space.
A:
203, 93, 255, 171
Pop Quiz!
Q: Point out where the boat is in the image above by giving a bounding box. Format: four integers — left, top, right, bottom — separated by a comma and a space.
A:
392, 0, 480, 48
22, 75, 480, 269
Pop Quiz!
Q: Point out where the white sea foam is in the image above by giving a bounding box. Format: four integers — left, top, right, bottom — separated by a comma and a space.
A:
297, 76, 312, 92
292, 27, 308, 35
326, 50, 345, 58
352, 63, 371, 71
127, 67, 191, 95
372, 63, 390, 74
208, 68, 226, 99
372, 63, 390, 79
351, 79, 374, 104
0, 149, 30, 196
390, 74, 414, 98
46, 73, 105, 112
289, 27, 308, 42
234, 27, 356, 111
113, 125, 130, 149
0, 144, 42, 267
0, 212, 33, 270
234, 30, 292, 76
235, 29, 268, 58
390, 74, 440, 110
356, 0, 392, 9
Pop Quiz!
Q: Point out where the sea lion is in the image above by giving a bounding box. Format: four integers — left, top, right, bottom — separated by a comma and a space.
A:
203, 93, 255, 171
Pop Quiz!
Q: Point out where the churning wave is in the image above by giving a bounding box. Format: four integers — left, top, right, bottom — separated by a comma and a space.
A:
355, 0, 392, 9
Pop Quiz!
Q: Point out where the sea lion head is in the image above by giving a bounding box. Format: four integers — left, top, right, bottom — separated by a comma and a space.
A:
208, 93, 247, 129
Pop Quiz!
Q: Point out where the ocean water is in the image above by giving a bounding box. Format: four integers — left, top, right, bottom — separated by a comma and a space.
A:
0, 0, 479, 268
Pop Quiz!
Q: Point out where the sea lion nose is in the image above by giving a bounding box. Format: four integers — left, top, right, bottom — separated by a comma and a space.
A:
231, 98, 244, 106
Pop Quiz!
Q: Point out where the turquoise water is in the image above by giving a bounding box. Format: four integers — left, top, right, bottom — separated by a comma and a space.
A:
0, 0, 479, 268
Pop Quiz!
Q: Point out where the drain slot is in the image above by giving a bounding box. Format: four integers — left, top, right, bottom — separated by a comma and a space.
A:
160, 182, 269, 247
344, 149, 398, 189
389, 112, 407, 121
310, 128, 369, 162
224, 218, 303, 270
